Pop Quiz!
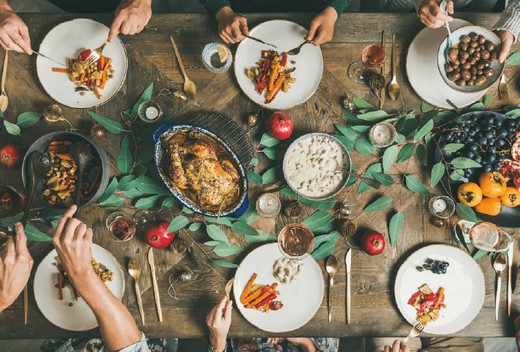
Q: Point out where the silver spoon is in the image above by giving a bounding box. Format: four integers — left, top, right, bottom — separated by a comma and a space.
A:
493, 253, 507, 320
128, 259, 146, 326
326, 254, 338, 322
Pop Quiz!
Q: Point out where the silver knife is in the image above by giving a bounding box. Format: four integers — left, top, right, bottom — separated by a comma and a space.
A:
147, 248, 163, 322
345, 249, 352, 325
245, 35, 277, 49
32, 50, 67, 67
508, 240, 515, 318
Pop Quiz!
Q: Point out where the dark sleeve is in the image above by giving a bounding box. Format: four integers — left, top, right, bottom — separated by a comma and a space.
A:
326, 0, 351, 16
198, 0, 232, 17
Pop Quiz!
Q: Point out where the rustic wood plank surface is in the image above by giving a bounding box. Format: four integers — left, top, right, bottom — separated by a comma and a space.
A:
0, 12, 519, 340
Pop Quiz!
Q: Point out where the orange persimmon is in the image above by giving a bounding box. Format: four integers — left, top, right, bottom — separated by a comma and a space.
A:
457, 182, 483, 207
478, 172, 507, 198
500, 187, 520, 207
474, 197, 502, 216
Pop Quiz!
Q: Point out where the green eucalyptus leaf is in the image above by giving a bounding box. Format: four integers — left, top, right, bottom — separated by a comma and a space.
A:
352, 97, 375, 110
443, 143, 465, 153
484, 94, 492, 106
211, 259, 239, 268
247, 172, 263, 185
260, 133, 280, 147
335, 123, 360, 140
302, 210, 334, 233
433, 110, 458, 124
3, 120, 20, 135
167, 215, 190, 233
333, 134, 355, 149
17, 111, 42, 128
363, 196, 392, 212
456, 203, 479, 222
182, 206, 194, 214
135, 195, 162, 210
388, 212, 404, 246
342, 109, 366, 125
357, 180, 372, 194
357, 110, 389, 122
188, 222, 202, 232
122, 188, 144, 199
468, 102, 485, 111
243, 229, 277, 243
399, 119, 420, 138
371, 172, 394, 186
231, 221, 258, 237
472, 249, 488, 260
351, 125, 371, 133
421, 101, 430, 112
430, 162, 445, 188
312, 233, 340, 260
213, 243, 244, 257
204, 240, 220, 246
206, 224, 230, 244
450, 169, 465, 181
451, 157, 482, 169
161, 196, 176, 208
119, 174, 137, 188
416, 144, 428, 166
395, 134, 405, 143
355, 136, 375, 155
98, 177, 119, 203
131, 83, 154, 118
263, 147, 284, 160
365, 162, 383, 175
405, 175, 430, 194
98, 194, 125, 208
205, 216, 233, 227
300, 197, 337, 210
250, 158, 259, 167
312, 231, 339, 248
25, 224, 51, 242
414, 119, 434, 142
88, 112, 124, 134
382, 145, 398, 174
507, 50, 520, 65
117, 134, 133, 174
238, 208, 261, 225
397, 143, 417, 163
262, 166, 278, 185
505, 109, 520, 119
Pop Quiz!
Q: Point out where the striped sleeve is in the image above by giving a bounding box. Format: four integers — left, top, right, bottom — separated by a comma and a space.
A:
493, 0, 520, 41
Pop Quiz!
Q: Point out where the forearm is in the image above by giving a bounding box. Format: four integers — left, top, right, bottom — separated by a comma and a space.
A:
209, 332, 227, 352
493, 0, 520, 41
198, 0, 231, 17
72, 272, 141, 351
0, 0, 12, 11
325, 0, 350, 16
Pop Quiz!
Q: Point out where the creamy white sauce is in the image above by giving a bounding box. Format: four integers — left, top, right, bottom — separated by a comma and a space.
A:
285, 135, 347, 198
273, 257, 303, 284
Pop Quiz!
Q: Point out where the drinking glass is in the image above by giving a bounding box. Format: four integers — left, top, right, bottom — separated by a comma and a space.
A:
277, 224, 314, 260
348, 44, 386, 84
469, 222, 513, 253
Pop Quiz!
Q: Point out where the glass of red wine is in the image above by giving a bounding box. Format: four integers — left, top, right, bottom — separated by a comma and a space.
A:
348, 43, 386, 84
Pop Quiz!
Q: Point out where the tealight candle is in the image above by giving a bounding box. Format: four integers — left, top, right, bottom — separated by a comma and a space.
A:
256, 193, 281, 218
428, 196, 456, 219
432, 198, 447, 213
137, 100, 163, 123
146, 106, 159, 120
368, 122, 396, 147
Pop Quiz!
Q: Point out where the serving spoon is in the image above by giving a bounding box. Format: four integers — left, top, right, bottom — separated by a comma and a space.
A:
494, 253, 507, 320
0, 51, 8, 113
388, 33, 400, 102
170, 35, 197, 99
326, 254, 338, 322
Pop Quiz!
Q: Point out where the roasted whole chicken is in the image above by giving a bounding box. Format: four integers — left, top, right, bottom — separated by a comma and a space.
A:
161, 131, 241, 212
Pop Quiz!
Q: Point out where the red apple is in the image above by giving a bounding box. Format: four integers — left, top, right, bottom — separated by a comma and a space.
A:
360, 231, 385, 256
266, 112, 294, 140
0, 143, 23, 169
145, 221, 176, 248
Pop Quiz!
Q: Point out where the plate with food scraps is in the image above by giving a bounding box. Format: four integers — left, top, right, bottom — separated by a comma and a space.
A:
36, 18, 128, 108
283, 133, 351, 200
233, 242, 324, 332
406, 19, 487, 109
394, 244, 485, 334
34, 243, 125, 331
234, 20, 323, 110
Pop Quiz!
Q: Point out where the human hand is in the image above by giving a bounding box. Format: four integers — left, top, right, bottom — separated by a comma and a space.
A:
215, 7, 248, 44
417, 0, 453, 28
206, 296, 233, 352
108, 0, 151, 42
306, 7, 337, 46
384, 339, 410, 352
0, 7, 31, 54
0, 223, 33, 311
51, 205, 94, 284
495, 30, 515, 63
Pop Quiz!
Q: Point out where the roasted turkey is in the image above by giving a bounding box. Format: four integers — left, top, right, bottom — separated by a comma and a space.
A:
163, 132, 241, 211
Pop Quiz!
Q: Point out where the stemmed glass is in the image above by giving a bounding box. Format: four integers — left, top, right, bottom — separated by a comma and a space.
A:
277, 224, 314, 260
347, 44, 386, 84
469, 222, 513, 253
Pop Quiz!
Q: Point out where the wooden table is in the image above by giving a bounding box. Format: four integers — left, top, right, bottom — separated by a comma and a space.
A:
0, 12, 519, 340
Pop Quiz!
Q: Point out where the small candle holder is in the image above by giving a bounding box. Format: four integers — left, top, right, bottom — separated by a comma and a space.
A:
133, 210, 156, 231
202, 43, 233, 74
368, 122, 397, 147
138, 100, 163, 123
256, 193, 281, 218
106, 212, 136, 242
428, 195, 456, 219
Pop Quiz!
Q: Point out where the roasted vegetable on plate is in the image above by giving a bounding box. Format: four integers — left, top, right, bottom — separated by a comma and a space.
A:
240, 273, 283, 312
408, 284, 446, 325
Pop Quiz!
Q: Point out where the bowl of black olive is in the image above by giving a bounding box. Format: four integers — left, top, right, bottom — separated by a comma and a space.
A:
437, 26, 504, 93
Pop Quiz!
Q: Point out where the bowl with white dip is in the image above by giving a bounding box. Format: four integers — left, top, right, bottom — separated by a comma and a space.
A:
283, 133, 351, 200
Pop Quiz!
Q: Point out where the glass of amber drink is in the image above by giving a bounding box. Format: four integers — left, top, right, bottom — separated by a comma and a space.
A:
278, 224, 314, 260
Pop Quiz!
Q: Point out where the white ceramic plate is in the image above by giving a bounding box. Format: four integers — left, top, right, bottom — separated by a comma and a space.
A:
34, 244, 125, 331
234, 20, 323, 110
394, 244, 485, 334
36, 18, 128, 108
233, 243, 324, 332
407, 20, 487, 109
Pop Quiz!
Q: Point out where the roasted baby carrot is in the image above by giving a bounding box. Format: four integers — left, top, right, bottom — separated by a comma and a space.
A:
52, 67, 69, 73
434, 287, 444, 308
265, 75, 285, 103
240, 273, 257, 303
268, 61, 280, 92
243, 285, 267, 305
247, 283, 277, 308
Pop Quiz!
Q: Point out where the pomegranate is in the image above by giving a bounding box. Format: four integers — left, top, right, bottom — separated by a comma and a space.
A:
360, 231, 385, 256
0, 143, 23, 169
145, 222, 176, 248
266, 112, 294, 140
511, 138, 520, 162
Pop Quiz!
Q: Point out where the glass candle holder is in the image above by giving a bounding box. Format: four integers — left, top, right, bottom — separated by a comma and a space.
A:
428, 196, 456, 219
202, 43, 233, 74
138, 100, 163, 123
256, 193, 281, 218
106, 212, 136, 242
368, 122, 397, 147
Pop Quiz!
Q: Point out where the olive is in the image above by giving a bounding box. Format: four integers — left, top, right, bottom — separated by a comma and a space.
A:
490, 51, 498, 61
462, 62, 471, 70
461, 69, 471, 81
469, 32, 478, 40
456, 78, 467, 86
461, 35, 471, 43
468, 57, 477, 65
476, 62, 485, 70
460, 43, 469, 51
475, 75, 487, 86
473, 52, 481, 60
478, 35, 486, 44
486, 42, 495, 51
468, 47, 475, 55
449, 72, 461, 81
476, 46, 482, 52
459, 51, 469, 60
483, 67, 494, 77
470, 41, 478, 48
445, 63, 454, 73
471, 74, 477, 80
481, 60, 491, 68
452, 62, 460, 69
481, 50, 490, 60
468, 79, 475, 86
448, 48, 459, 62
477, 69, 483, 75
470, 66, 477, 75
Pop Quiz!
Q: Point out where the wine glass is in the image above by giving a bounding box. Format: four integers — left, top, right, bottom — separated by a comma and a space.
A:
277, 224, 314, 260
469, 222, 513, 253
348, 44, 386, 84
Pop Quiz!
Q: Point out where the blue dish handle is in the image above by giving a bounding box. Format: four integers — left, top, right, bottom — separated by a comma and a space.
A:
153, 124, 175, 145
229, 194, 250, 218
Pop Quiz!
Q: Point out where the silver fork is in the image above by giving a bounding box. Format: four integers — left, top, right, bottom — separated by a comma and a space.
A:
403, 323, 425, 343
83, 40, 109, 65
288, 41, 307, 55
498, 74, 509, 100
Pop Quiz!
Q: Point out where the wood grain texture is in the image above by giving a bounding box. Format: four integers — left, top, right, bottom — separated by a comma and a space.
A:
0, 12, 518, 339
